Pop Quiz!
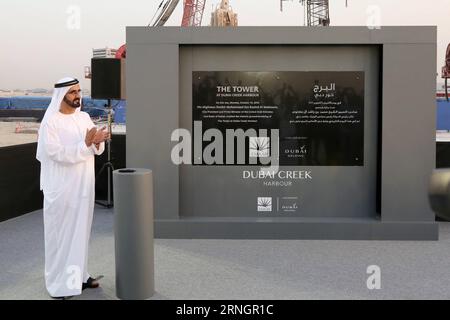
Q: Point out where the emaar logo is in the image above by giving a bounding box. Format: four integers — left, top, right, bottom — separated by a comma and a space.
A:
257, 197, 272, 212
249, 137, 270, 158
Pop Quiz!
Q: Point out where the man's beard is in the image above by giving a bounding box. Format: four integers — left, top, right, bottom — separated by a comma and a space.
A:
63, 96, 81, 109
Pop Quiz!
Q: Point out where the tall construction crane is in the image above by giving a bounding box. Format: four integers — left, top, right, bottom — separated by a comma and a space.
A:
90, 0, 344, 73
182, 0, 207, 26
150, 0, 181, 26
442, 44, 450, 101
149, 0, 206, 27
155, 0, 348, 28
111, 0, 205, 60
280, 0, 348, 26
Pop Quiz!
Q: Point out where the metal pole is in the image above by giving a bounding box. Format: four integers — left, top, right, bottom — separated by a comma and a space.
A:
95, 99, 115, 208
446, 78, 449, 102
107, 99, 112, 205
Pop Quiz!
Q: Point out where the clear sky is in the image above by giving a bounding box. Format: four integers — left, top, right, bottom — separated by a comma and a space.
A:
0, 0, 449, 90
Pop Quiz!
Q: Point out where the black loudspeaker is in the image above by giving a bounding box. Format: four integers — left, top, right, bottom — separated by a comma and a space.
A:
91, 58, 126, 99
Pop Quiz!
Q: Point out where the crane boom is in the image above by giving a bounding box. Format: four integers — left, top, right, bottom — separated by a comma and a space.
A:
151, 0, 181, 27
281, 0, 347, 27
303, 0, 330, 26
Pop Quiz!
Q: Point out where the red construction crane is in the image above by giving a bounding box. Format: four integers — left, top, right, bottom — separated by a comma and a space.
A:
182, 0, 207, 26
149, 0, 206, 27
442, 43, 450, 101
109, 0, 204, 62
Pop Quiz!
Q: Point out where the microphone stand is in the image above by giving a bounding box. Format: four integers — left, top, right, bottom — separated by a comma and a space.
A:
95, 98, 114, 208
446, 77, 449, 102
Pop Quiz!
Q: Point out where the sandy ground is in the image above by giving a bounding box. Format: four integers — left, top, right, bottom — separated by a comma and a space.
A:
0, 92, 52, 97
0, 121, 39, 147
0, 121, 126, 148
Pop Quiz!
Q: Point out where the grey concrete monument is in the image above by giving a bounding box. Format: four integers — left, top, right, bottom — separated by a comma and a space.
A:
126, 26, 437, 240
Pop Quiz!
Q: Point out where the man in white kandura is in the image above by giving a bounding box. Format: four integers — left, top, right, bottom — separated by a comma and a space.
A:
36, 77, 110, 299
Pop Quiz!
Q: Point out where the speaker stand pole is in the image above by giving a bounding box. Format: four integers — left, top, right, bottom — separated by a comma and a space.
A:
446, 77, 449, 102
95, 99, 114, 208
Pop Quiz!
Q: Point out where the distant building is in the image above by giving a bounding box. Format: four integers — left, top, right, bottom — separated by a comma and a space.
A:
210, 0, 238, 27
92, 47, 118, 59
30, 88, 49, 94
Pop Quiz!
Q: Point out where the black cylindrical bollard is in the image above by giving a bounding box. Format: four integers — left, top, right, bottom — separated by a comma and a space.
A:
113, 168, 154, 299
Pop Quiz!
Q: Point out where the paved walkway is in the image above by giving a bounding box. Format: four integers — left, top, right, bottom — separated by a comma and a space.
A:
1, 207, 449, 300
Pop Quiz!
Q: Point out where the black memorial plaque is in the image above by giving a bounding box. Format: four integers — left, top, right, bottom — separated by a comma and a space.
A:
192, 71, 364, 166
